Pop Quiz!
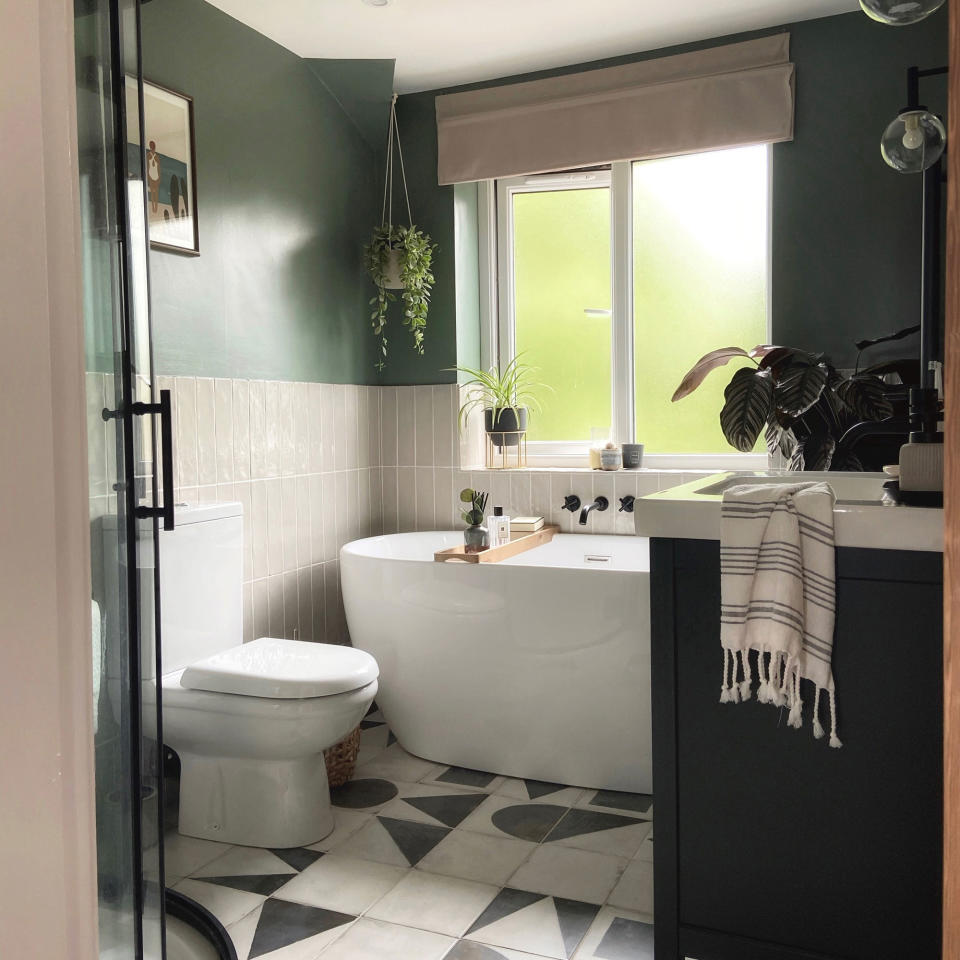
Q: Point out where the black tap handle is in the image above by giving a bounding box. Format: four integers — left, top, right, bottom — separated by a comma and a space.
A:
619, 495, 636, 513
561, 495, 581, 512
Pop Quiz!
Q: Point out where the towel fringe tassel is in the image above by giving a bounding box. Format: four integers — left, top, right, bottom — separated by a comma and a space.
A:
828, 688, 842, 749
812, 686, 825, 739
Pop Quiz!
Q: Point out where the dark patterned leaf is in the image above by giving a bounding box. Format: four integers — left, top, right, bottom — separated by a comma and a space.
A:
756, 346, 811, 373
764, 418, 798, 459
672, 347, 752, 401
794, 434, 835, 472
835, 375, 894, 421
775, 361, 829, 416
720, 368, 774, 452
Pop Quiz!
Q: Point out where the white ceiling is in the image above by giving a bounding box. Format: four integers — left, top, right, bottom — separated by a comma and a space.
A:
204, 0, 860, 94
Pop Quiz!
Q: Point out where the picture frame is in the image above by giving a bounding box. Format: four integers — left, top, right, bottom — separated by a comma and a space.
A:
127, 79, 200, 255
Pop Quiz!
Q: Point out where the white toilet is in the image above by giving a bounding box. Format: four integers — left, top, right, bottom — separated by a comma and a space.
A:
156, 502, 378, 849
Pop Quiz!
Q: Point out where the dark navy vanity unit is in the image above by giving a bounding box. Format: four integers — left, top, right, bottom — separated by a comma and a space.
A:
649, 538, 943, 960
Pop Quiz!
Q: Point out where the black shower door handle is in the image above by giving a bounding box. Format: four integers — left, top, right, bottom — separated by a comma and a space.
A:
131, 389, 175, 531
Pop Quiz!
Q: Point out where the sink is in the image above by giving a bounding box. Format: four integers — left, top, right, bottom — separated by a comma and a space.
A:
694, 470, 890, 505
635, 470, 942, 552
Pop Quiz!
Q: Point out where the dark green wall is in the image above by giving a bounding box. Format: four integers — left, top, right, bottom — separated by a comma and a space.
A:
387, 8, 948, 385
143, 0, 381, 383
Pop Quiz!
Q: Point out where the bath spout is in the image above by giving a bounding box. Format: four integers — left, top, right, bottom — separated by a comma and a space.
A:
579, 496, 609, 525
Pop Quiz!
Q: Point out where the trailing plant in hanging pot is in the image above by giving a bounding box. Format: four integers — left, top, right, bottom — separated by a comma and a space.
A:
364, 95, 437, 372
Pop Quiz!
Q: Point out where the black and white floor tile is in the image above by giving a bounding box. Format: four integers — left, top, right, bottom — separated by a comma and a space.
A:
166, 718, 654, 959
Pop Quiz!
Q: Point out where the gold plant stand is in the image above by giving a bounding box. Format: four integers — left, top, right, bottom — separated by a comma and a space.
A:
485, 430, 527, 469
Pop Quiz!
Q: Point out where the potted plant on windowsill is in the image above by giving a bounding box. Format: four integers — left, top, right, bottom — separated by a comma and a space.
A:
450, 355, 551, 449
671, 343, 902, 470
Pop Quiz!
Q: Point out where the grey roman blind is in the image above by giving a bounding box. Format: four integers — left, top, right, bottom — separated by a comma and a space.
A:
435, 34, 794, 185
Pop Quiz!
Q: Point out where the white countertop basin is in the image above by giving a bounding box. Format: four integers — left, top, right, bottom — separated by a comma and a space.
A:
635, 471, 943, 552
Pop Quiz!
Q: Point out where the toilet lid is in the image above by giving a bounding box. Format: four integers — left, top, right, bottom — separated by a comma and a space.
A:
180, 637, 379, 699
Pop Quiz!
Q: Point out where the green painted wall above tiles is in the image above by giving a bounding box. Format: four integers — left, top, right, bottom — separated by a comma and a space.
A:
384, 8, 948, 386
142, 0, 385, 384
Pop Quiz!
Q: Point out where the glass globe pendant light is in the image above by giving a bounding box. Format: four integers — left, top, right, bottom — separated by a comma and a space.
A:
859, 0, 946, 25
881, 109, 947, 173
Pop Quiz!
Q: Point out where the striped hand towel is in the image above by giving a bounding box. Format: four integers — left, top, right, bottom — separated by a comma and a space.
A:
720, 481, 841, 747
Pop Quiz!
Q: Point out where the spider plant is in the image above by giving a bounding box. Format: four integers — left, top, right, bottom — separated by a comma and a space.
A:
448, 355, 551, 434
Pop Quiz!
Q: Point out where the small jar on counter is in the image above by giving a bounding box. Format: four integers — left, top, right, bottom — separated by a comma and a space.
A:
600, 442, 622, 470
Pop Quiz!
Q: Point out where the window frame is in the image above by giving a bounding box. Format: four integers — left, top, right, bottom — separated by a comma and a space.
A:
481, 147, 773, 469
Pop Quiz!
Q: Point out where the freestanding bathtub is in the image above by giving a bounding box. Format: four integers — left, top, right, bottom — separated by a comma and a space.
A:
341, 531, 651, 793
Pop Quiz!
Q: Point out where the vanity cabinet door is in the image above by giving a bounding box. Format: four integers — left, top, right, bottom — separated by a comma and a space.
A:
652, 538, 943, 960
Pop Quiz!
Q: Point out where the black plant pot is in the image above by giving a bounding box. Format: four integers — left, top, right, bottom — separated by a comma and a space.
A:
484, 407, 528, 448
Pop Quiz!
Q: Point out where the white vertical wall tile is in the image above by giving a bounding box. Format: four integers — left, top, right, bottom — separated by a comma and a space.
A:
250, 479, 269, 581
234, 480, 254, 581
242, 583, 253, 645
264, 380, 282, 477
358, 387, 370, 469
320, 383, 336, 471
293, 381, 310, 476
279, 381, 296, 476
367, 388, 381, 469
530, 473, 551, 526
415, 467, 435, 531
267, 574, 285, 638
232, 379, 250, 482
397, 388, 416, 467
432, 384, 455, 468
324, 562, 342, 643
252, 578, 269, 642
296, 475, 310, 571
509, 472, 533, 519
358, 469, 372, 539
308, 474, 324, 565
214, 379, 234, 484
590, 471, 617, 534
321, 473, 337, 561
345, 385, 359, 470
283, 570, 298, 640
297, 566, 314, 642
433, 469, 454, 531
345, 469, 359, 545
265, 478, 283, 575
414, 386, 434, 466
311, 564, 326, 643
368, 466, 383, 537
333, 385, 347, 471
195, 378, 217, 487
380, 387, 398, 467
397, 467, 416, 532
248, 380, 267, 480
175, 377, 198, 488
307, 383, 324, 474
334, 470, 350, 552
381, 467, 398, 535
281, 476, 298, 572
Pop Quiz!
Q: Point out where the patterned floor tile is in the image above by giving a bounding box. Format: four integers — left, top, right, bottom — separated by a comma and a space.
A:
458, 795, 568, 843
317, 917, 456, 960
330, 814, 451, 867
308, 809, 373, 852
577, 791, 652, 821
464, 888, 600, 960
173, 877, 266, 928
379, 784, 489, 828
227, 903, 350, 960
422, 765, 507, 792
272, 853, 408, 914
508, 846, 628, 906
605, 860, 653, 916
544, 810, 653, 858
330, 777, 400, 811
497, 778, 586, 806
246, 899, 355, 959
164, 832, 233, 882
418, 829, 537, 886
571, 906, 654, 960
367, 869, 500, 937
354, 743, 446, 783
632, 831, 653, 863
192, 846, 299, 883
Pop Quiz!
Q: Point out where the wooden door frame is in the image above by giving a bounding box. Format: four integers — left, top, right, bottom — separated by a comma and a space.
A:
945, 5, 960, 959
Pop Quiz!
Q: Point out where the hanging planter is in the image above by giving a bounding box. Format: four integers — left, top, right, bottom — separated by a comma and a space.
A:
364, 95, 437, 372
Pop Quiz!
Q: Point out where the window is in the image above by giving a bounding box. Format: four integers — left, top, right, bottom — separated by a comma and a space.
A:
490, 144, 771, 467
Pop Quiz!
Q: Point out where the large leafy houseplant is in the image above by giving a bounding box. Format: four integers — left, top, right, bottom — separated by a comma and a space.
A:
364, 223, 436, 371
672, 345, 896, 470
450, 355, 551, 447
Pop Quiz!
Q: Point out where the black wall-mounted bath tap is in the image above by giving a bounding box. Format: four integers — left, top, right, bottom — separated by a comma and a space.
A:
618, 495, 636, 513
579, 496, 609, 525
561, 494, 581, 512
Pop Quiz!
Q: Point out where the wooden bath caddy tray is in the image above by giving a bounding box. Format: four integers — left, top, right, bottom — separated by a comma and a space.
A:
434, 524, 560, 563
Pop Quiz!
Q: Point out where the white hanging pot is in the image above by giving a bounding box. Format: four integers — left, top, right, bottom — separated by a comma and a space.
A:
383, 246, 403, 289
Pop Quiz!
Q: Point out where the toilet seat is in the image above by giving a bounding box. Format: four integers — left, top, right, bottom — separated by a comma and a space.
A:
180, 636, 379, 700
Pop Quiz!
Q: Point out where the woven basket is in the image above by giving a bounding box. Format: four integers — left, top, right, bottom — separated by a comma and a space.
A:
324, 725, 361, 788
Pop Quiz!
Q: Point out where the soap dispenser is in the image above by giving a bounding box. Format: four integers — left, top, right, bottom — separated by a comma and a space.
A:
489, 506, 511, 548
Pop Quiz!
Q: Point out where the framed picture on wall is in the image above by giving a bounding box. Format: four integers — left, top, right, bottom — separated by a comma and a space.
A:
126, 79, 200, 255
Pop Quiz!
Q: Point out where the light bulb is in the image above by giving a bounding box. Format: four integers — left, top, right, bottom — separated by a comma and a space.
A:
902, 113, 925, 150
881, 110, 946, 173
860, 0, 946, 24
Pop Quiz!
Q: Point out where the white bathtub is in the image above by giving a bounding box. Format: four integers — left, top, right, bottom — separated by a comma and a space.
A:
340, 532, 651, 793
